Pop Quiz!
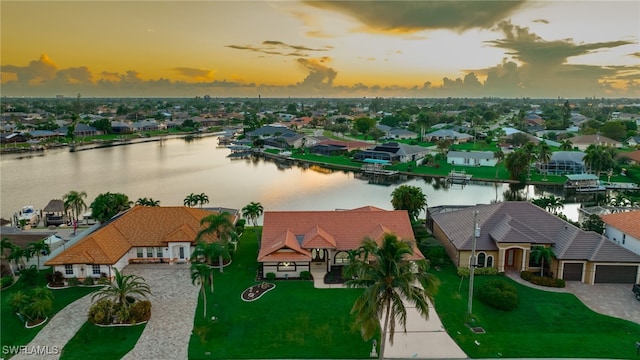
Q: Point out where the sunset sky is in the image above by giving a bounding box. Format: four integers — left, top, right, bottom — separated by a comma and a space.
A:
1, 1, 639, 99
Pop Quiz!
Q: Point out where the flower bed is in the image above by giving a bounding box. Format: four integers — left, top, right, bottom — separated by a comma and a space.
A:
241, 282, 275, 302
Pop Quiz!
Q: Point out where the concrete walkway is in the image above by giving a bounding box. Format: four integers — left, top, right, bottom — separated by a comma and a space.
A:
121, 264, 200, 360
11, 293, 94, 360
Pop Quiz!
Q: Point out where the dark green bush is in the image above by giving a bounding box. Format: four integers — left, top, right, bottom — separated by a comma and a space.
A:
67, 277, 80, 286
520, 271, 565, 288
88, 299, 116, 325
265, 272, 276, 281
458, 266, 499, 277
1, 276, 14, 288
300, 271, 311, 280
477, 279, 518, 311
83, 276, 95, 285
129, 300, 152, 322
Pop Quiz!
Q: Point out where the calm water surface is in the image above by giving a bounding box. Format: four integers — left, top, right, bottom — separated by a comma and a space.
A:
0, 136, 578, 222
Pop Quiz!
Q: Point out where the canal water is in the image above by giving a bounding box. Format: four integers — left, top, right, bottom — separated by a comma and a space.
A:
0, 135, 580, 223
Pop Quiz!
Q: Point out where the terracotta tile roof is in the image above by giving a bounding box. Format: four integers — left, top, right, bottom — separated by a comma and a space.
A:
619, 150, 640, 163
46, 206, 235, 265
601, 210, 640, 240
431, 202, 640, 262
258, 207, 423, 262
258, 229, 311, 262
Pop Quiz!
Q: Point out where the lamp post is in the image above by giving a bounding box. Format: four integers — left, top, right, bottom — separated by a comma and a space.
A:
467, 210, 480, 317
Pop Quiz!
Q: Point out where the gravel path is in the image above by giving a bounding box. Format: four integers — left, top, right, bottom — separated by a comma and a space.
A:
121, 264, 200, 360
11, 293, 94, 360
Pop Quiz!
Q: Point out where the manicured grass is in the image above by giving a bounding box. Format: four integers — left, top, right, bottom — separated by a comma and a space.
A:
188, 228, 371, 359
292, 152, 363, 168
0, 270, 96, 357
60, 321, 146, 360
432, 264, 640, 359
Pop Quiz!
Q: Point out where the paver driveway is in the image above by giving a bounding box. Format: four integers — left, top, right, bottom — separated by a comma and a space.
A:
121, 263, 199, 360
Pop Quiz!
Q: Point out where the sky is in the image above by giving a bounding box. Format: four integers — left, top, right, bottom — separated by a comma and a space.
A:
1, 0, 639, 99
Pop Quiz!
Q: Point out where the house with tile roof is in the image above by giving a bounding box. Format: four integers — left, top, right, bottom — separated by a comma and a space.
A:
258, 206, 423, 279
429, 201, 640, 284
423, 129, 473, 144
601, 210, 640, 256
353, 142, 429, 163
569, 134, 623, 151
45, 206, 238, 280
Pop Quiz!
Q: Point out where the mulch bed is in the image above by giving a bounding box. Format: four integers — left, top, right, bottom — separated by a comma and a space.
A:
241, 282, 275, 302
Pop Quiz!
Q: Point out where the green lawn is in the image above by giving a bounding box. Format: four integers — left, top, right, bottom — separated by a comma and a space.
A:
188, 228, 371, 359
432, 264, 640, 359
60, 322, 146, 360
0, 270, 96, 357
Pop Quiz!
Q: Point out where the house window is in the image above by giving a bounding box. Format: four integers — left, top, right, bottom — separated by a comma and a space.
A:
477, 253, 486, 268
136, 248, 143, 257
65, 264, 73, 275
334, 251, 350, 264
622, 234, 626, 245
146, 247, 153, 258
92, 265, 101, 275
486, 256, 494, 268
277, 262, 296, 272
464, 158, 470, 165
157, 247, 163, 257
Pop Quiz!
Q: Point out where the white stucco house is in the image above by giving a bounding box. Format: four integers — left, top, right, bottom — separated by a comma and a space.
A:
447, 151, 497, 167
601, 210, 640, 256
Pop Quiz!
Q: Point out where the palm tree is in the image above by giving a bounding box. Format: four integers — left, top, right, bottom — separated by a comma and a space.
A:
493, 149, 504, 178
91, 268, 151, 307
197, 213, 235, 272
183, 193, 198, 207
135, 197, 160, 206
191, 263, 213, 318
390, 185, 427, 222
90, 192, 132, 223
196, 193, 210, 208
530, 246, 554, 277
537, 142, 552, 180
559, 139, 573, 151
64, 190, 88, 230
344, 234, 439, 360
242, 202, 264, 227
583, 144, 616, 176
27, 240, 50, 270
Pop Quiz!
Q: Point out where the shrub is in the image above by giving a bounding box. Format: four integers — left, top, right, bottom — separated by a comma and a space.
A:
457, 266, 498, 277
83, 276, 95, 285
47, 271, 65, 287
97, 277, 111, 285
520, 271, 532, 281
67, 277, 80, 286
20, 265, 39, 286
129, 300, 152, 322
88, 299, 116, 325
300, 271, 312, 280
8, 290, 29, 313
477, 279, 518, 311
1, 276, 14, 289
520, 271, 565, 288
265, 272, 276, 281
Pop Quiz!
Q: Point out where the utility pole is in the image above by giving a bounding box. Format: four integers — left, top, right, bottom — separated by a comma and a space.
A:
468, 210, 479, 317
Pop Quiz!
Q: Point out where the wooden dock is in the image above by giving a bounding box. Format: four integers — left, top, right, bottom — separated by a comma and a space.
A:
362, 163, 398, 176
446, 170, 472, 184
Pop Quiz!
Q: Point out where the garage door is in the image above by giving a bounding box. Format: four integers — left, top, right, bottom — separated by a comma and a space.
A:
563, 263, 583, 281
594, 265, 638, 284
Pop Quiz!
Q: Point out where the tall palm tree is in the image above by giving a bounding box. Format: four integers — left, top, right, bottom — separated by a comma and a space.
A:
196, 193, 210, 208
559, 139, 573, 151
583, 144, 615, 176
191, 263, 213, 318
91, 268, 151, 307
530, 246, 554, 277
390, 185, 427, 222
197, 213, 235, 272
183, 193, 198, 207
344, 234, 439, 360
537, 142, 552, 180
27, 240, 50, 270
63, 190, 88, 227
242, 202, 264, 227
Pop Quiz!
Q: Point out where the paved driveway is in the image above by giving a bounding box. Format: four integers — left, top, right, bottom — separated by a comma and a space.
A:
564, 282, 640, 324
121, 264, 200, 360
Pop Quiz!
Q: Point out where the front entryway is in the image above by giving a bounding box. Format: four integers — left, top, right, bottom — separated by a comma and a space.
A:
505, 248, 516, 269
311, 248, 326, 262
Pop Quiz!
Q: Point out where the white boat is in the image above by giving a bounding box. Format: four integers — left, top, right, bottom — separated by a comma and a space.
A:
17, 205, 39, 225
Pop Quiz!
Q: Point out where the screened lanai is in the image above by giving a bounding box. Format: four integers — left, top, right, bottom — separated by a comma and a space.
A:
538, 151, 585, 175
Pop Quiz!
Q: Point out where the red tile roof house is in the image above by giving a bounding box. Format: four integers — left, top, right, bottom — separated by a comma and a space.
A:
257, 207, 424, 280
429, 202, 640, 284
45, 206, 238, 280
601, 210, 640, 257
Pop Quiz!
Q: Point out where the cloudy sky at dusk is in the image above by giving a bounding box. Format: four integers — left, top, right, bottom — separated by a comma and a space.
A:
1, 1, 639, 99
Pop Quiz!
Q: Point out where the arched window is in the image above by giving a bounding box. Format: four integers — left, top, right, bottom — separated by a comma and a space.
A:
334, 251, 350, 264
477, 253, 486, 268
486, 255, 493, 268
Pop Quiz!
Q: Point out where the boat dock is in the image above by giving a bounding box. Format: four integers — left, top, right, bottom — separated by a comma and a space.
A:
361, 163, 398, 176
446, 170, 472, 184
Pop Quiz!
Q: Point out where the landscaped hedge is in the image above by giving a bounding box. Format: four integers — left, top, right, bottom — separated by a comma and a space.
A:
457, 266, 498, 277
520, 271, 566, 288
1, 276, 14, 289
477, 279, 518, 311
88, 299, 151, 325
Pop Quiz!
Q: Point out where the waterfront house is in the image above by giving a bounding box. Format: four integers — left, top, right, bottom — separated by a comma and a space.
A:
376, 124, 417, 140
353, 142, 429, 163
45, 206, 238, 280
447, 151, 497, 167
619, 150, 640, 165
601, 210, 640, 256
625, 136, 640, 147
569, 134, 622, 150
423, 129, 473, 144
258, 207, 424, 279
429, 202, 640, 284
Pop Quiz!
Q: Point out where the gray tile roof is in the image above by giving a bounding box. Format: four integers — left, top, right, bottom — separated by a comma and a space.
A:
431, 201, 640, 263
